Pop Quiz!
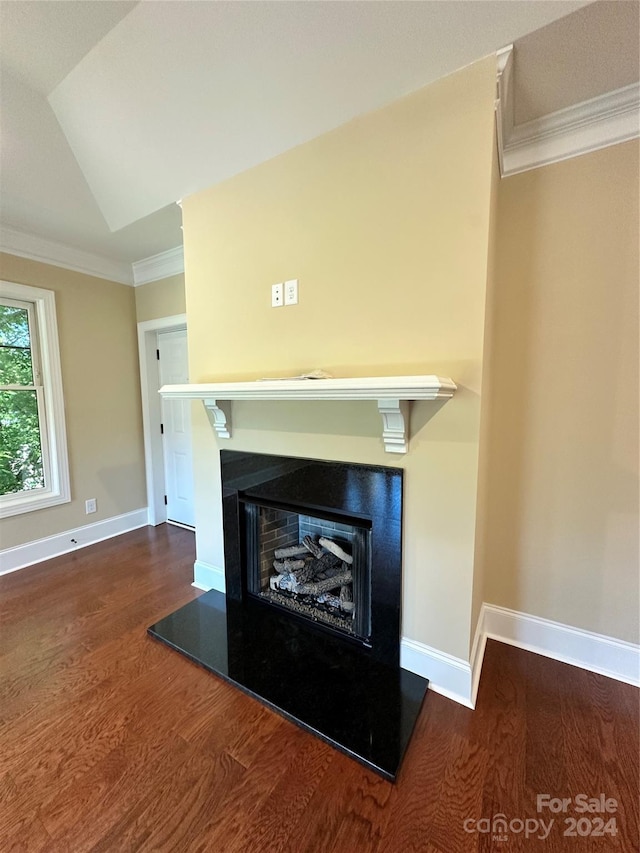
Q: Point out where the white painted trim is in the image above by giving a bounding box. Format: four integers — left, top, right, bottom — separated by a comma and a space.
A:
398, 601, 639, 708
203, 399, 231, 439
184, 572, 479, 705
193, 559, 225, 592
469, 605, 488, 708
137, 314, 187, 526
494, 45, 514, 178
0, 227, 132, 285
0, 508, 148, 575
377, 399, 409, 454
161, 376, 456, 455
496, 72, 640, 177
400, 637, 474, 708
483, 604, 640, 688
153, 572, 639, 699
160, 375, 457, 402
132, 246, 184, 286
0, 227, 186, 287
0, 281, 71, 518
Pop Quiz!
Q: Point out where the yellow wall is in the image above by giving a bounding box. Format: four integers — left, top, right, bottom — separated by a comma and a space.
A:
0, 253, 147, 549
134, 273, 186, 323
182, 57, 498, 660
482, 140, 639, 644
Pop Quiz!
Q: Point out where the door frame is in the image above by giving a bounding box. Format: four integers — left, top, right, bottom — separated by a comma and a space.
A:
137, 314, 187, 526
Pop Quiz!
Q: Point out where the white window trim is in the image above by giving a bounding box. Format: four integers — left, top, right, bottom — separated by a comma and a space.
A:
0, 280, 70, 517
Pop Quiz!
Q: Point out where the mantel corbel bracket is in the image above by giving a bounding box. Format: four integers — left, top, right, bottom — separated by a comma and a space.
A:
377, 399, 409, 454
202, 398, 231, 439
201, 396, 411, 453
160, 375, 457, 454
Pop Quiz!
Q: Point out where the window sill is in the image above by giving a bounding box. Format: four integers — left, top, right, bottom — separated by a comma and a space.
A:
0, 487, 71, 519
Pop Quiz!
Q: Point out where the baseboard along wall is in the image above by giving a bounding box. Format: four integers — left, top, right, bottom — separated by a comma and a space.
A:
193, 559, 226, 593
400, 603, 638, 708
480, 603, 639, 689
400, 637, 476, 708
3, 529, 636, 706
0, 508, 149, 575
190, 568, 640, 707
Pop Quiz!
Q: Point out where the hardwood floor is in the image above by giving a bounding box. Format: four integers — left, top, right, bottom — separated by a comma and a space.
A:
1, 525, 638, 852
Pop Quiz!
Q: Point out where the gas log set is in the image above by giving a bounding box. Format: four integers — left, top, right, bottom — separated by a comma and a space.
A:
261, 534, 356, 632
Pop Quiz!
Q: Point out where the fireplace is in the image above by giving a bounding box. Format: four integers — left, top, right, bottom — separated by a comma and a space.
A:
148, 450, 429, 780
249, 505, 368, 639
221, 451, 403, 667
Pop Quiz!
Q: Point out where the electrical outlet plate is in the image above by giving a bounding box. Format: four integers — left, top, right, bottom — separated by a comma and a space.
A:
85, 498, 97, 514
271, 283, 283, 307
284, 279, 298, 305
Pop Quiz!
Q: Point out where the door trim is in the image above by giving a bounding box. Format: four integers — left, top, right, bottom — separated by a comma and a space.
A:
137, 314, 187, 526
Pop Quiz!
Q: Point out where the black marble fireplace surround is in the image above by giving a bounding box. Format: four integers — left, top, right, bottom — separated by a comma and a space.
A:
149, 451, 429, 780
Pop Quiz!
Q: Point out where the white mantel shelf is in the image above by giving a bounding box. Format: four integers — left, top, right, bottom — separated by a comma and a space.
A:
160, 375, 457, 454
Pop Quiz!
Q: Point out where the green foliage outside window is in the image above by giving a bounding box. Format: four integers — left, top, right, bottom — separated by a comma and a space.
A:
0, 304, 45, 495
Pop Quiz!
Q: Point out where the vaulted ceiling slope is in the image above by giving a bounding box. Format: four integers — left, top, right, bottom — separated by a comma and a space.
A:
2, 0, 635, 273
47, 1, 591, 233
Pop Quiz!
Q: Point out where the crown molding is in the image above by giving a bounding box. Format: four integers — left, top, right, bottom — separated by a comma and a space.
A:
0, 225, 133, 285
0, 226, 185, 287
132, 245, 184, 286
496, 46, 640, 177
494, 45, 514, 178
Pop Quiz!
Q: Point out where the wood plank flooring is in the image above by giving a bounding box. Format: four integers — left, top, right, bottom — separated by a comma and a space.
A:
1, 525, 638, 851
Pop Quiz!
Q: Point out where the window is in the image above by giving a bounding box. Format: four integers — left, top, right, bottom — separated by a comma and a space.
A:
0, 281, 70, 517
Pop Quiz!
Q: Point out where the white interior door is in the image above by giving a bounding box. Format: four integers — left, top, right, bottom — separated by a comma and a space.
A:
158, 329, 195, 528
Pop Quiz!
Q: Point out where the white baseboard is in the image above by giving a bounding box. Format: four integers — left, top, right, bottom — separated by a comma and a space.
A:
193, 559, 225, 593
400, 637, 475, 708
164, 574, 640, 703
188, 567, 480, 707
0, 508, 149, 575
469, 607, 488, 708
396, 602, 639, 710
184, 574, 481, 706
187, 567, 481, 708
482, 603, 640, 689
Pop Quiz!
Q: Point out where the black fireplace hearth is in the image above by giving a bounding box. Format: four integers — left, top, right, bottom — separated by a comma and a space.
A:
148, 450, 429, 780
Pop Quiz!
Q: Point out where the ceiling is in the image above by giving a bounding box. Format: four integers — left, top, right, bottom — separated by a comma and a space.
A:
0, 0, 637, 277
